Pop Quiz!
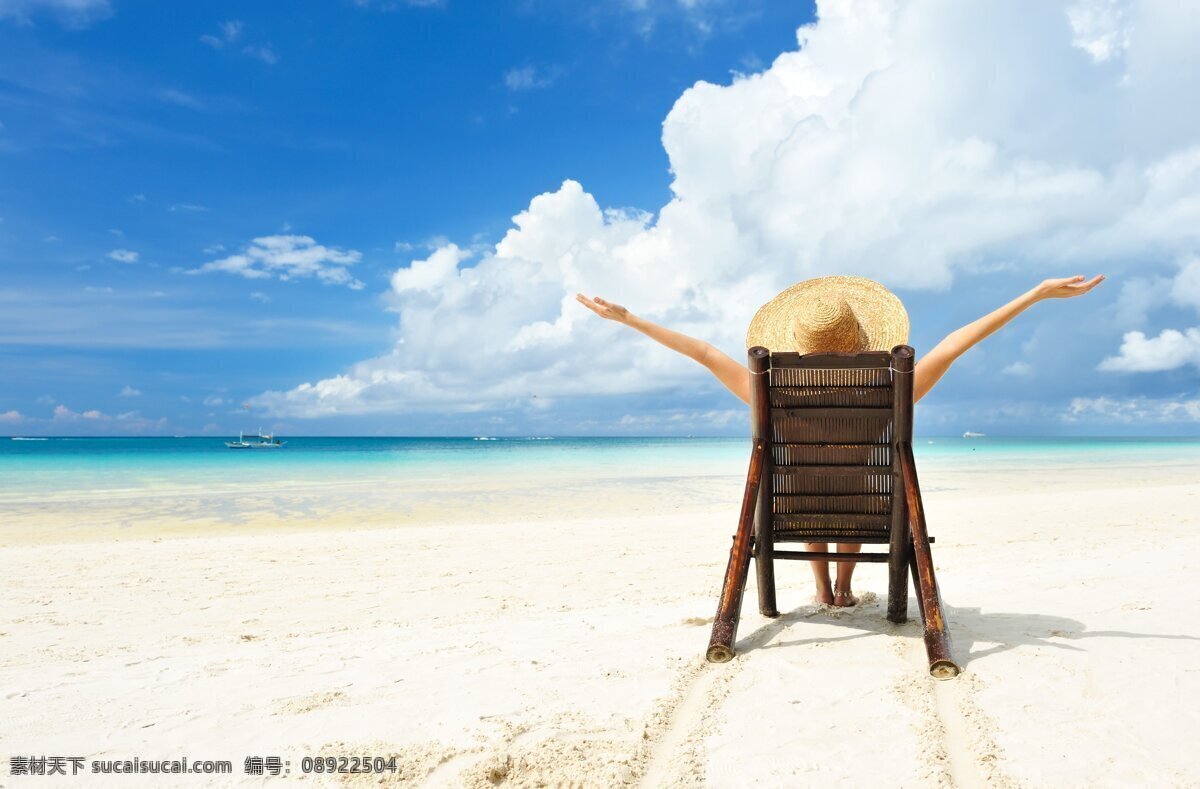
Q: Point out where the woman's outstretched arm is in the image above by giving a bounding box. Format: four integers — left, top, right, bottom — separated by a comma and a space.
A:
575, 293, 751, 405
913, 274, 1104, 403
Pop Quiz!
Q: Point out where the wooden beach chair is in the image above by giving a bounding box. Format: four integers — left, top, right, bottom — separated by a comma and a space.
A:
705, 344, 961, 678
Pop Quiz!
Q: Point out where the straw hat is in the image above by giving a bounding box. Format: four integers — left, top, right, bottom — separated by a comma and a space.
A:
746, 275, 909, 354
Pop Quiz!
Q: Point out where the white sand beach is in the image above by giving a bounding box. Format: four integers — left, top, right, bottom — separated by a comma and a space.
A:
3, 458, 1200, 787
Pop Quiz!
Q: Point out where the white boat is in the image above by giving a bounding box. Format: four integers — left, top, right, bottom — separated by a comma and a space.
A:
226, 429, 286, 449
962, 431, 986, 438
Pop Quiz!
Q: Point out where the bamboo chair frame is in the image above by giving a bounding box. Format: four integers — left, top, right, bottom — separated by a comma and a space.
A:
706, 344, 960, 679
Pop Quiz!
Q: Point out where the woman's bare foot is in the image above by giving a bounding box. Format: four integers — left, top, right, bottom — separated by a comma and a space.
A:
833, 588, 859, 607
813, 586, 835, 606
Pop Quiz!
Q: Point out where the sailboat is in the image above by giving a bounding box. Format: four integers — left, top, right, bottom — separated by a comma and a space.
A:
225, 428, 286, 449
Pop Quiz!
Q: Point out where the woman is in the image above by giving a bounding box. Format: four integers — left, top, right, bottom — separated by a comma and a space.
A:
576, 273, 1104, 607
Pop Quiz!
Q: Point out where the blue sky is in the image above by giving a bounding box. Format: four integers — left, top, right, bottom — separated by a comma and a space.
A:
2, 0, 1199, 437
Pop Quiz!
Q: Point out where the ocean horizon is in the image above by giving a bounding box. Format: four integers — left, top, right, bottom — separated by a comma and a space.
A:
5, 435, 1200, 496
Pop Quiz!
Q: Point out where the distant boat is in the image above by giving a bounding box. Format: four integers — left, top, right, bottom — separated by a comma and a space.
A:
226, 428, 285, 449
962, 431, 986, 438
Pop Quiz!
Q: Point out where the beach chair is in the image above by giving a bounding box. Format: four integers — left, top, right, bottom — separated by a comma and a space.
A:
705, 344, 960, 678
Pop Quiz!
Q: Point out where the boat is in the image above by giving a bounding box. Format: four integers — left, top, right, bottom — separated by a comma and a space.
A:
226, 429, 286, 449
962, 431, 986, 438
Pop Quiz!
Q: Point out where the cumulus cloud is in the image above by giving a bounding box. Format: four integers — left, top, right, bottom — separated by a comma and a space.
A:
1112, 255, 1200, 324
621, 0, 728, 40
0, 409, 22, 422
48, 404, 169, 432
254, 0, 1200, 420
190, 235, 364, 289
1066, 0, 1130, 62
0, 0, 112, 28
1170, 256, 1200, 312
1064, 395, 1200, 423
53, 404, 104, 420
1098, 328, 1200, 372
242, 44, 279, 65
119, 385, 141, 397
201, 20, 277, 64
200, 20, 242, 48
107, 248, 138, 263
1002, 361, 1032, 376
504, 65, 560, 91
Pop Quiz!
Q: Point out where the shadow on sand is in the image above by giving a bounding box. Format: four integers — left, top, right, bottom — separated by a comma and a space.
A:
732, 595, 1200, 668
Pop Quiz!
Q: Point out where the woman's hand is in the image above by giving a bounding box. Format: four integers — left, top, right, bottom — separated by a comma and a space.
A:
575, 293, 629, 324
1034, 274, 1105, 301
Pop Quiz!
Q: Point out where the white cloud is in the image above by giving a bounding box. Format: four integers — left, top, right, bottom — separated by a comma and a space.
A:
107, 248, 138, 263
242, 44, 279, 65
200, 19, 242, 48
156, 89, 203, 109
1113, 254, 1200, 322
218, 19, 242, 41
1170, 255, 1200, 312
620, 0, 725, 40
1064, 395, 1200, 423
202, 20, 275, 64
0, 409, 22, 422
119, 385, 141, 397
616, 408, 743, 430
1002, 361, 1032, 376
0, 0, 112, 28
41, 403, 167, 433
169, 203, 208, 213
504, 66, 560, 91
203, 395, 225, 407
190, 234, 364, 289
53, 404, 105, 420
1066, 0, 1130, 62
1098, 328, 1200, 372
254, 0, 1200, 419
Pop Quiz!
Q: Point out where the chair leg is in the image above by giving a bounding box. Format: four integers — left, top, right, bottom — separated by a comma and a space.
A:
897, 441, 960, 679
908, 552, 925, 623
754, 505, 779, 618
707, 533, 752, 663
910, 536, 960, 679
887, 539, 910, 623
707, 442, 765, 663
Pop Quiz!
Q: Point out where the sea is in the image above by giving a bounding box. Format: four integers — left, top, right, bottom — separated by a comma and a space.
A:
3, 435, 1200, 496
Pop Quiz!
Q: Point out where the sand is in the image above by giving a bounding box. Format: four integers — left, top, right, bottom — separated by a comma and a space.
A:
2, 460, 1199, 787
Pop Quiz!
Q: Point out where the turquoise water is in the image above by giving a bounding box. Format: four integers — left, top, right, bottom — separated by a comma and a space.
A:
3, 436, 1200, 495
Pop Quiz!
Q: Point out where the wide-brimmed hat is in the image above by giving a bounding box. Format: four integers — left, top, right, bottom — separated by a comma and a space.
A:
746, 275, 909, 354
